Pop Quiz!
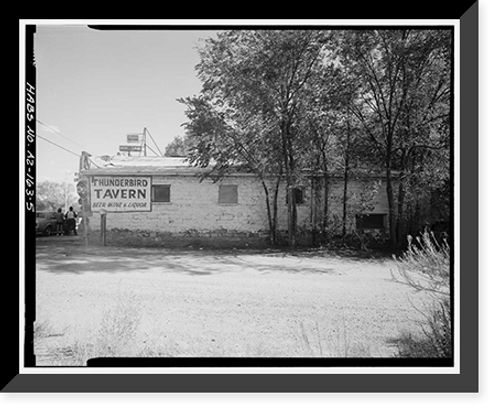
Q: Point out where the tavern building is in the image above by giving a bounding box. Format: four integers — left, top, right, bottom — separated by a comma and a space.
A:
79, 154, 391, 246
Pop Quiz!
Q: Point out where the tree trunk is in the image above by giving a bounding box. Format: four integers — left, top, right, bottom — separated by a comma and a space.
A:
322, 173, 329, 244
287, 187, 297, 247
397, 145, 411, 247
272, 175, 281, 244
342, 118, 351, 239
288, 153, 297, 247
317, 134, 329, 244
261, 180, 275, 245
342, 170, 349, 239
280, 116, 297, 247
397, 175, 407, 247
309, 177, 315, 246
384, 127, 398, 249
386, 168, 398, 249
311, 176, 321, 246
261, 175, 281, 245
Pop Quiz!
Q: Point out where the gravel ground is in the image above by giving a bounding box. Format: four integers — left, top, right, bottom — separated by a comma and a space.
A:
34, 241, 429, 364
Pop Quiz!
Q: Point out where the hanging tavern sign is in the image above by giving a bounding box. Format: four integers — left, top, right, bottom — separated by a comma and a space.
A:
89, 176, 152, 212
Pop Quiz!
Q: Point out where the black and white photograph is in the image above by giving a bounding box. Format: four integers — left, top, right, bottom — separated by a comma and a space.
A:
14, 13, 480, 395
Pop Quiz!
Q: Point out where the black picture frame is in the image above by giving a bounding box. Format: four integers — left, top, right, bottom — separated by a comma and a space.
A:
5, 8, 479, 393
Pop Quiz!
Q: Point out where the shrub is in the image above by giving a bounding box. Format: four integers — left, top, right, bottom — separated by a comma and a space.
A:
34, 319, 53, 340
96, 297, 141, 356
392, 231, 452, 358
67, 295, 143, 365
394, 299, 452, 358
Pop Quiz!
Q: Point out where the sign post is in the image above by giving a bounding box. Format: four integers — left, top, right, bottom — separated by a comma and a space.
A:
100, 209, 107, 246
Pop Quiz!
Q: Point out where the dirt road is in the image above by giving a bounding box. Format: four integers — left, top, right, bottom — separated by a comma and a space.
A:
34, 240, 428, 363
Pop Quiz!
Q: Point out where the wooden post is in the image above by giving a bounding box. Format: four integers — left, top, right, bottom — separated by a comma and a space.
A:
82, 210, 88, 247
83, 177, 90, 247
100, 209, 107, 246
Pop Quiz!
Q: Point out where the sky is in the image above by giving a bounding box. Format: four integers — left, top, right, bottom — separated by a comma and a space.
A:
34, 25, 219, 182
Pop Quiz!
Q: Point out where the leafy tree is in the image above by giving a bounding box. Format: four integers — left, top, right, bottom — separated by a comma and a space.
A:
339, 29, 452, 247
179, 29, 452, 248
164, 135, 198, 157
182, 30, 331, 246
36, 180, 79, 212
179, 93, 284, 244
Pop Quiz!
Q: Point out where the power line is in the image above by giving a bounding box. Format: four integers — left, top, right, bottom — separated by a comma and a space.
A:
36, 134, 81, 157
145, 128, 163, 156
36, 119, 104, 169
36, 119, 91, 153
38, 134, 103, 169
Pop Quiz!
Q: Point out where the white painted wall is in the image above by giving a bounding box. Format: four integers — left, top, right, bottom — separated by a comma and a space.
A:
86, 174, 388, 236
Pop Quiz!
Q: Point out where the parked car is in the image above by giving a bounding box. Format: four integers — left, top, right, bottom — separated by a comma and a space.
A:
36, 211, 57, 236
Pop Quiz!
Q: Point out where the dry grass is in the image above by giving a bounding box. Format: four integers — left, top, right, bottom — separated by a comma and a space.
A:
299, 320, 373, 358
37, 312, 377, 365
392, 232, 452, 358
36, 294, 176, 365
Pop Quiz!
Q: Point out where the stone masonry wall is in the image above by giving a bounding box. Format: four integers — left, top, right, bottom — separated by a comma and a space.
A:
86, 174, 388, 245
88, 175, 282, 235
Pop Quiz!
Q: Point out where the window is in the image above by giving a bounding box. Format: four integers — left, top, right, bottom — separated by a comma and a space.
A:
218, 184, 238, 204
356, 214, 386, 230
152, 185, 170, 202
285, 188, 305, 205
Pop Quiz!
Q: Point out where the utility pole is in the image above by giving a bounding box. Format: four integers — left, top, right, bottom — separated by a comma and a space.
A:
63, 169, 72, 212
78, 151, 90, 247
64, 173, 68, 212
84, 176, 89, 247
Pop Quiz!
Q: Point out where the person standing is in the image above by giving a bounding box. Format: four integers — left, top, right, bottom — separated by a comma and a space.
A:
65, 206, 78, 236
55, 208, 64, 236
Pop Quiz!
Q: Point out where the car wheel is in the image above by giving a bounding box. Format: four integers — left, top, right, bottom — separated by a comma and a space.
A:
43, 226, 52, 236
